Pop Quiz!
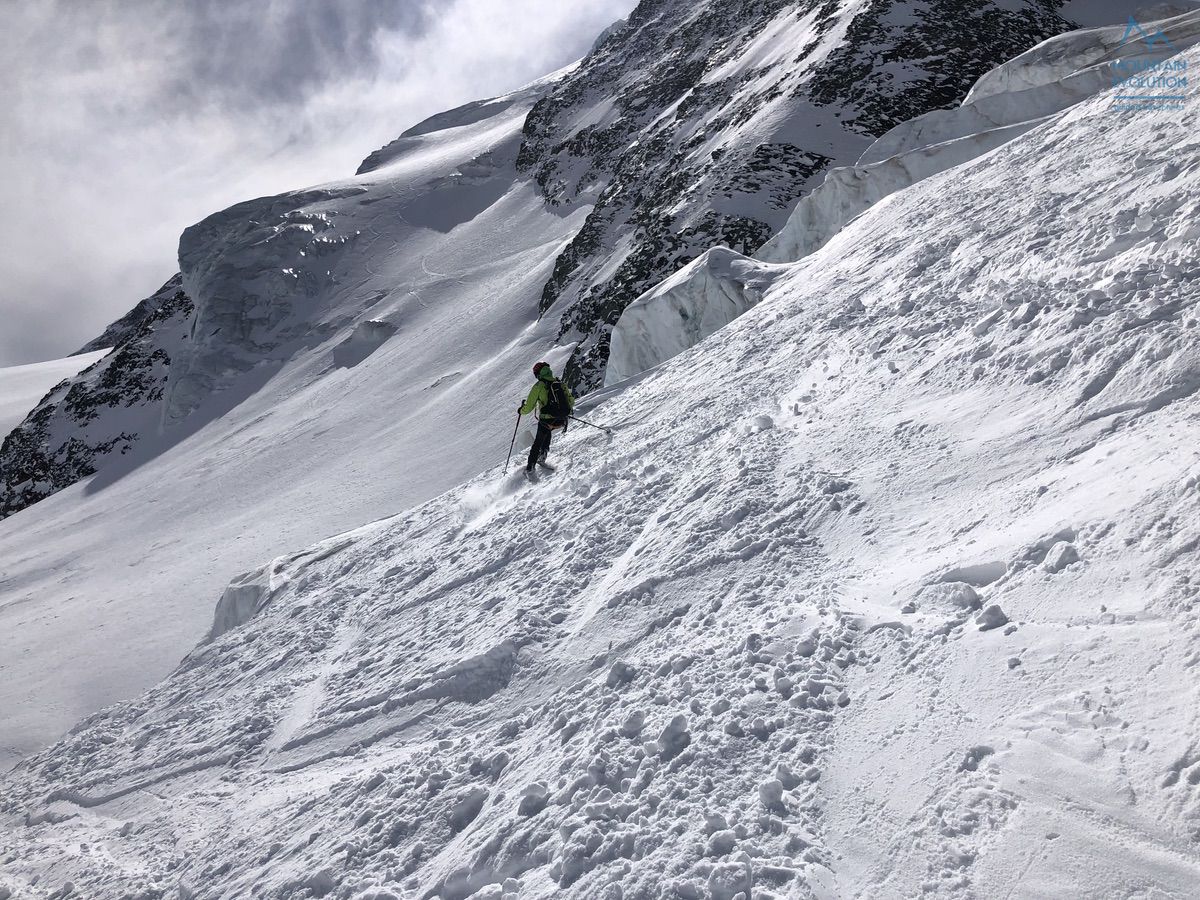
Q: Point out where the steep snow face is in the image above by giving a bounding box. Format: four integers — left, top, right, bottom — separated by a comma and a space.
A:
763, 6, 1200, 265
0, 0, 1116, 768
968, 0, 1200, 103
167, 78, 551, 426
521, 0, 1116, 390
0, 277, 193, 519
0, 351, 110, 438
6, 48, 1200, 898
166, 67, 588, 431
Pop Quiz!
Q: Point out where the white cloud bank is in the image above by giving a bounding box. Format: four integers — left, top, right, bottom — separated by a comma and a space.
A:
0, 0, 633, 365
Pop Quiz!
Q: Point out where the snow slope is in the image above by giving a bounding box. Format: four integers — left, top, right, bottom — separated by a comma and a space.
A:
0, 351, 108, 439
0, 0, 1115, 769
5, 39, 1200, 899
0, 71, 590, 767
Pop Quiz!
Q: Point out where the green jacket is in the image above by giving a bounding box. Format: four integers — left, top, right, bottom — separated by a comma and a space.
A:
520, 369, 574, 421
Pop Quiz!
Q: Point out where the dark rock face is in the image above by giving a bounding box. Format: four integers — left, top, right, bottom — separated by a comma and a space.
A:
516, 0, 1079, 391
0, 280, 194, 519
72, 274, 185, 356
805, 0, 1072, 136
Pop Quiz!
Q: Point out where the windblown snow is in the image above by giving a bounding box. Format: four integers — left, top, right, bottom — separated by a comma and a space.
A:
4, 18, 1200, 900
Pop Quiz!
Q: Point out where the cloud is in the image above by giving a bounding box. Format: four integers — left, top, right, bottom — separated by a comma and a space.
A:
0, 0, 633, 366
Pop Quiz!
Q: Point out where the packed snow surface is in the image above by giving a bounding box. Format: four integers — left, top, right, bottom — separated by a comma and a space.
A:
0, 351, 108, 438
4, 36, 1200, 899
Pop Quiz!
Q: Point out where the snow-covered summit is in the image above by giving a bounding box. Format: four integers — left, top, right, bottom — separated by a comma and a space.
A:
5, 30, 1200, 900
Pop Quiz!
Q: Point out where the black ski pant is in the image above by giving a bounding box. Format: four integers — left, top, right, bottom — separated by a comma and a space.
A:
527, 421, 555, 471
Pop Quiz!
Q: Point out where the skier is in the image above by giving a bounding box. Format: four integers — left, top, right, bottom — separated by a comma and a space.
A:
519, 361, 574, 478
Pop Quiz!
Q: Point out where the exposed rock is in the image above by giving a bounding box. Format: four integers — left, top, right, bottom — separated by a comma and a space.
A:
0, 277, 194, 519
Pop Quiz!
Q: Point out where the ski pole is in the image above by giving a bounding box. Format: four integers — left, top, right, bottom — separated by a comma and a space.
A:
568, 414, 614, 435
503, 411, 522, 474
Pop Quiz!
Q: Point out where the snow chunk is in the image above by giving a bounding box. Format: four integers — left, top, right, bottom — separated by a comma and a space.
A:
973, 307, 1004, 337
606, 660, 636, 688
1043, 541, 1080, 573
913, 581, 982, 615
656, 714, 691, 760
759, 778, 785, 811
976, 605, 1010, 632
708, 858, 753, 900
449, 786, 489, 832
619, 709, 646, 738
707, 829, 738, 857
517, 782, 549, 817
959, 745, 995, 772
207, 563, 279, 641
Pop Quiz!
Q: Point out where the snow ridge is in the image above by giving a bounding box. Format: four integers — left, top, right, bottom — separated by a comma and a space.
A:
605, 249, 783, 387
761, 6, 1200, 265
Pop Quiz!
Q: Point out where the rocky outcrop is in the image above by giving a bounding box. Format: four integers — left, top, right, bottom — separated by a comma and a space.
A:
72, 274, 185, 355
517, 0, 1098, 391
0, 278, 194, 519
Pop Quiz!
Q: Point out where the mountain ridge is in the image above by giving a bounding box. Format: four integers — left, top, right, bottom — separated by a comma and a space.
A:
4, 31, 1200, 894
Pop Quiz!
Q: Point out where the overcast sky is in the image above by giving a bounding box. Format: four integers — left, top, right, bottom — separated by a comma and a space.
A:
0, 0, 633, 367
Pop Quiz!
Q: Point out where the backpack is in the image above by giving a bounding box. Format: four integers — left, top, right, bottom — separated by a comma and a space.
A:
542, 378, 572, 426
